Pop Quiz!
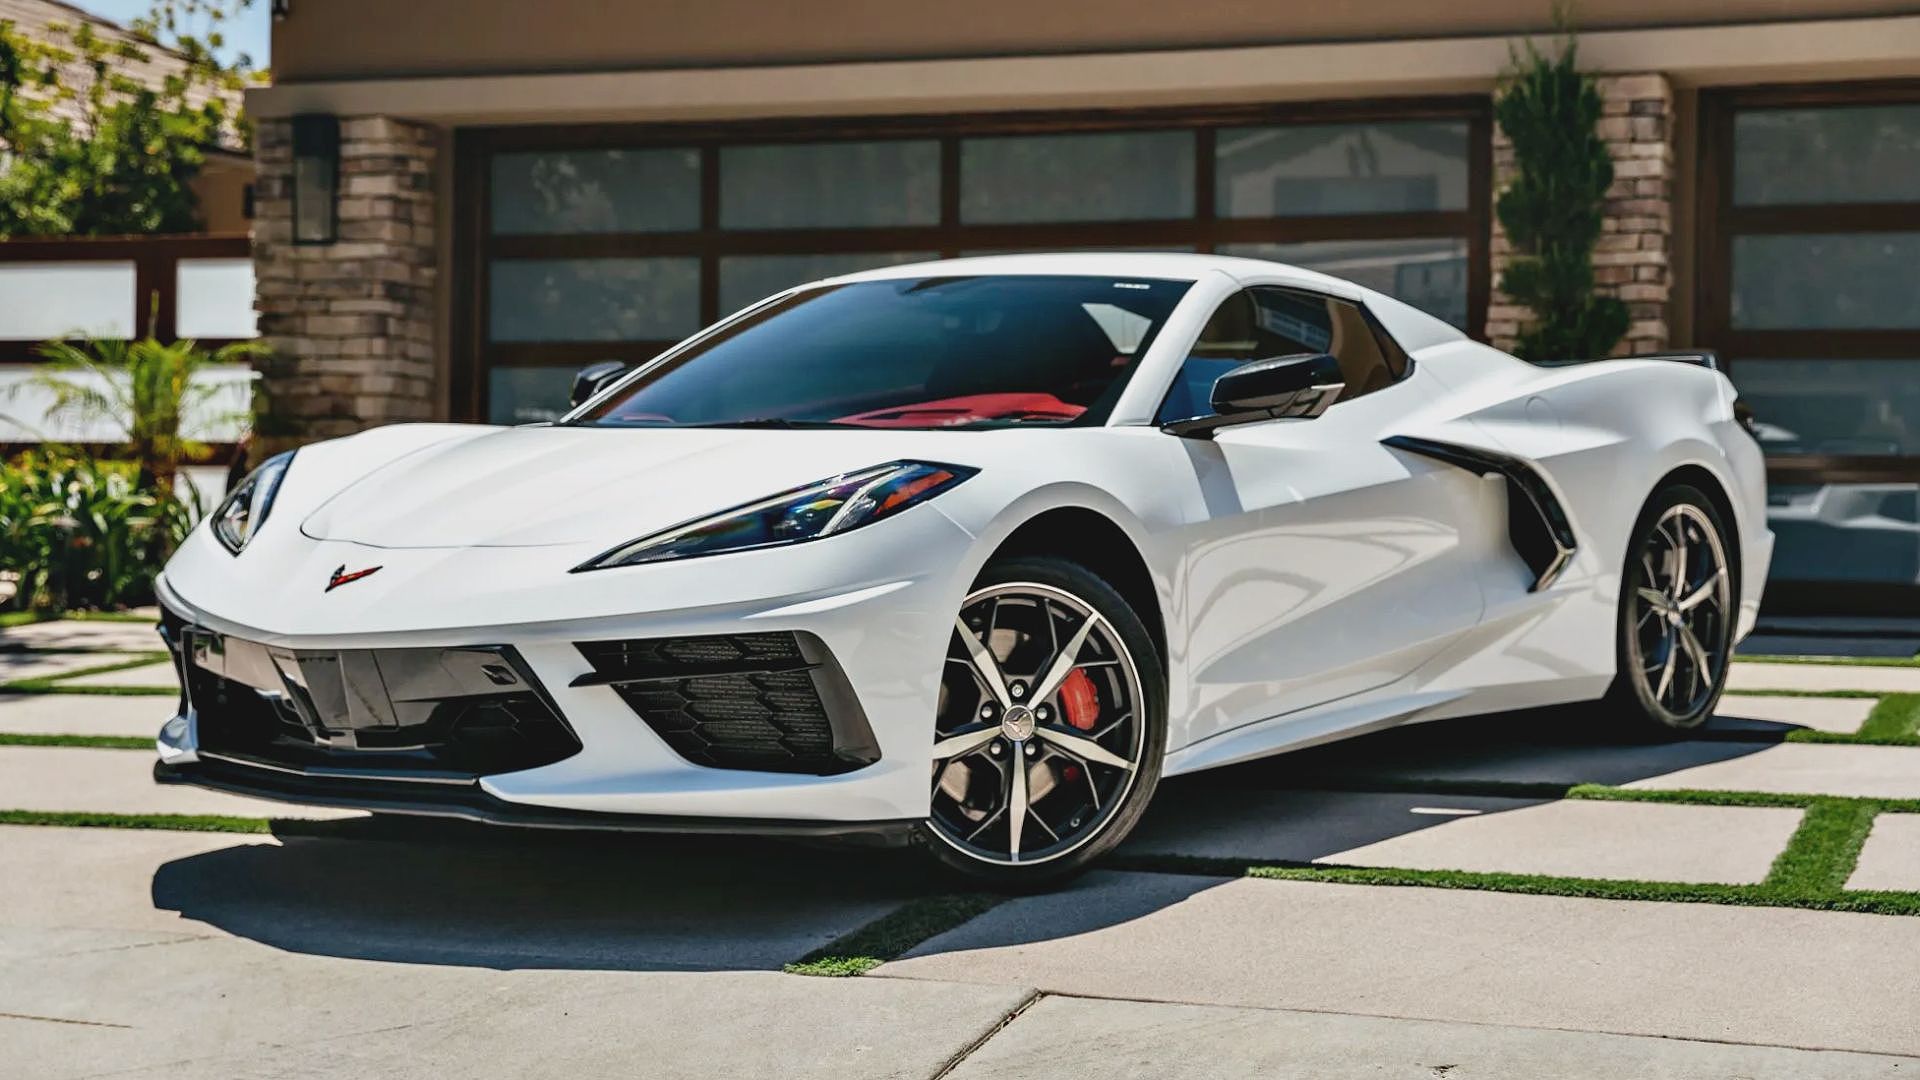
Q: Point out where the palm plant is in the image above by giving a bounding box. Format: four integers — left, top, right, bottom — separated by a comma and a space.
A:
24, 334, 265, 500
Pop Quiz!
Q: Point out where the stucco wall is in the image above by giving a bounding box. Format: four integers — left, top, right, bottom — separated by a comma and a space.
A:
269, 0, 1920, 82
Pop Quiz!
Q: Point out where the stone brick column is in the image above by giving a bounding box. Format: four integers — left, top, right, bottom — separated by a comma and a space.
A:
252, 117, 439, 450
1488, 73, 1673, 356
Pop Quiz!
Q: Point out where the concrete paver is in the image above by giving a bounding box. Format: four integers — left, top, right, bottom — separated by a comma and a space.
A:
1714, 693, 1876, 735
1729, 661, 1920, 694
946, 994, 1918, 1080
0, 617, 159, 652
0, 651, 150, 683
2, 938, 1033, 1080
1625, 742, 1920, 800
1847, 813, 1920, 892
1310, 737, 1920, 799
1122, 788, 1800, 884
0, 746, 359, 819
879, 871, 1920, 1057
0, 693, 170, 738
0, 823, 1030, 1080
50, 659, 177, 689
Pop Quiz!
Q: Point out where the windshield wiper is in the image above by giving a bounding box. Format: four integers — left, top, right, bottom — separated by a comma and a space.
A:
687, 418, 858, 430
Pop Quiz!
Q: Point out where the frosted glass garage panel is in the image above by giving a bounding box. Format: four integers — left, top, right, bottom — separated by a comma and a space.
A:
960, 130, 1194, 223
489, 258, 701, 342
721, 141, 939, 230
1216, 121, 1470, 217
175, 258, 258, 338
491, 148, 701, 235
0, 261, 136, 339
1768, 483, 1920, 585
1734, 104, 1920, 206
717, 252, 936, 314
1729, 358, 1920, 457
1221, 238, 1470, 329
1731, 234, 1920, 329
487, 366, 582, 426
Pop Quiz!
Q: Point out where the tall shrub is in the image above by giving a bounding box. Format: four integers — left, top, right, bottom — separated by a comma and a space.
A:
1494, 36, 1629, 362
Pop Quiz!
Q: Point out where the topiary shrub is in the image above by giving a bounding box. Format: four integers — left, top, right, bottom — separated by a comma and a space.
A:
1495, 35, 1629, 362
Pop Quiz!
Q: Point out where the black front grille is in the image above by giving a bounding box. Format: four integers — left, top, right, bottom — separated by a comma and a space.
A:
162, 607, 580, 780
575, 632, 878, 775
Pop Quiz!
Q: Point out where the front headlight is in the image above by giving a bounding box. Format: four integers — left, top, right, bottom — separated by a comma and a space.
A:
575, 460, 977, 570
211, 450, 295, 554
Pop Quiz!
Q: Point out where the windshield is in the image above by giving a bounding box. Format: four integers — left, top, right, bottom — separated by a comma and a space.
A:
572, 274, 1191, 430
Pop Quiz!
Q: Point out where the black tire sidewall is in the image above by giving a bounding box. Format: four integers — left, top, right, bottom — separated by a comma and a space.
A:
917, 554, 1167, 891
1607, 483, 1737, 733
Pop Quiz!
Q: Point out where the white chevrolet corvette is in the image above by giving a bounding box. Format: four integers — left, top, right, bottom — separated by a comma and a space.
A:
155, 253, 1771, 886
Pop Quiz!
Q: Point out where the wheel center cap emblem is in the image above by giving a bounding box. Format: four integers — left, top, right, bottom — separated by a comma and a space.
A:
1667, 610, 1683, 628
1000, 705, 1036, 742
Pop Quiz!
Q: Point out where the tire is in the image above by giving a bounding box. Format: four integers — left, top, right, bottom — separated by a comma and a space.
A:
917, 554, 1166, 890
1602, 483, 1737, 734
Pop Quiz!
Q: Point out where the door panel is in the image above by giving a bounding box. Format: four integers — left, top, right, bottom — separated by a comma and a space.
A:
1162, 287, 1492, 743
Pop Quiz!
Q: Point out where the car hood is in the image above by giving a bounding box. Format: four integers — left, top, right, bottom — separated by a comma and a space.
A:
299, 424, 995, 549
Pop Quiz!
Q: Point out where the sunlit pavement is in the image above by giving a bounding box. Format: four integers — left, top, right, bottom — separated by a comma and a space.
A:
4, 624, 1919, 1077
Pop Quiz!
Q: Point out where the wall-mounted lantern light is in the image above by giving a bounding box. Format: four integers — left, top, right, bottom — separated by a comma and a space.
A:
291, 114, 339, 246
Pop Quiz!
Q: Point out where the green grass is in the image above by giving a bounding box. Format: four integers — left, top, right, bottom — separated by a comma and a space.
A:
0, 734, 152, 749
1739, 653, 1920, 669
785, 893, 1006, 976
0, 610, 157, 628
1722, 687, 1885, 699
0, 809, 273, 833
0, 651, 175, 696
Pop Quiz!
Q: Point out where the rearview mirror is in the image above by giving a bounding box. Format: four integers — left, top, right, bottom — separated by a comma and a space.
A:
569, 360, 630, 409
1162, 353, 1345, 438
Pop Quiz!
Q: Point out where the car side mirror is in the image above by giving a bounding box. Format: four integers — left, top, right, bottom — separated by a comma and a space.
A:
1162, 353, 1345, 438
569, 360, 630, 409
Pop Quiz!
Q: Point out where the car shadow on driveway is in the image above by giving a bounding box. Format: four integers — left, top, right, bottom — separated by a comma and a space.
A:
150, 706, 1795, 973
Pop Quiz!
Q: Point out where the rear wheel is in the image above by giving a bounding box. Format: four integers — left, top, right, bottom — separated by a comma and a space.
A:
1604, 484, 1736, 733
918, 556, 1165, 889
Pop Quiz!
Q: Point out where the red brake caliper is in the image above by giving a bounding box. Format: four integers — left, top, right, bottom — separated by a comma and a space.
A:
1059, 668, 1099, 731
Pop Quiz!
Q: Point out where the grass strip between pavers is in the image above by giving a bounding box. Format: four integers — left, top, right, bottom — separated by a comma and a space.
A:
0, 733, 152, 750
0, 611, 157, 628
785, 893, 1006, 977
1738, 654, 1920, 669
0, 651, 175, 697
0, 809, 273, 833
1722, 687, 1885, 699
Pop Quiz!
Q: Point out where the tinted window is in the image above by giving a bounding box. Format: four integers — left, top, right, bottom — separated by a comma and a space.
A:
1157, 287, 1401, 423
577, 275, 1191, 430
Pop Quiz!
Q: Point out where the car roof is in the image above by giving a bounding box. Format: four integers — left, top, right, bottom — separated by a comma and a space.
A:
811, 251, 1469, 352
823, 251, 1354, 291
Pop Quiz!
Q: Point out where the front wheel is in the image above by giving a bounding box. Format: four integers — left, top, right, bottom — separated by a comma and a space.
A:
1604, 484, 1737, 733
918, 555, 1165, 890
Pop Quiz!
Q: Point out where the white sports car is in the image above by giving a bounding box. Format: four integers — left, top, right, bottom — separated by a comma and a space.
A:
154, 254, 1771, 886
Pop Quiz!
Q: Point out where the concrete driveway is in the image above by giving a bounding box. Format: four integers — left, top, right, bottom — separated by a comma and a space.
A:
3, 622, 1919, 1077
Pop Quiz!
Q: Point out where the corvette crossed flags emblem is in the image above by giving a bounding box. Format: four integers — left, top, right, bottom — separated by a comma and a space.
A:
325, 564, 382, 593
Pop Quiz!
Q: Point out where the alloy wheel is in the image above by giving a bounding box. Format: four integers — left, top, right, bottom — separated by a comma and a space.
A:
1626, 503, 1732, 720
928, 581, 1147, 866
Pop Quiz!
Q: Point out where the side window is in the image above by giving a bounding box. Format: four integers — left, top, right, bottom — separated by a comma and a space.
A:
1156, 286, 1406, 423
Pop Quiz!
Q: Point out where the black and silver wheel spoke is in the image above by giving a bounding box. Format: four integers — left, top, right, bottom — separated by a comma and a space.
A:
928, 582, 1146, 866
1626, 503, 1731, 719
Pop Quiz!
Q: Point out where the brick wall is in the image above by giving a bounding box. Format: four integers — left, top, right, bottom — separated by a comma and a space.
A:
1488, 72, 1673, 356
252, 117, 439, 448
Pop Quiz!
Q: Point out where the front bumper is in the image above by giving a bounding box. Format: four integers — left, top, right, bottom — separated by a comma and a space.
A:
152, 757, 918, 843
154, 507, 980, 827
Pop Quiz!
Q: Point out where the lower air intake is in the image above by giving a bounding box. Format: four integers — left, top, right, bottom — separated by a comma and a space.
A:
574, 632, 879, 775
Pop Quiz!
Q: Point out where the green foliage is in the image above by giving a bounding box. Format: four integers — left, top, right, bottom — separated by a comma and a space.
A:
1494, 35, 1629, 362
22, 334, 264, 498
0, 2, 261, 237
0, 451, 200, 612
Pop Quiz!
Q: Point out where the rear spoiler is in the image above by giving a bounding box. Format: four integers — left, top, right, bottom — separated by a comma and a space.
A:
1535, 350, 1720, 371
